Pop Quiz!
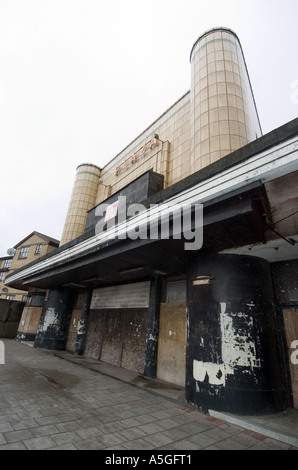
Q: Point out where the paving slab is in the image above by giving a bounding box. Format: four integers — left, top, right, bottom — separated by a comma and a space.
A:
210, 409, 298, 448
0, 339, 297, 452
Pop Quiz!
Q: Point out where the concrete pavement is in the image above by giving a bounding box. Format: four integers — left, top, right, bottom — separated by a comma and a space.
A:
0, 339, 297, 451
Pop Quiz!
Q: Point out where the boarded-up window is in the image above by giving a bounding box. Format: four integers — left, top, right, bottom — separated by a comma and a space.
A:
166, 280, 186, 303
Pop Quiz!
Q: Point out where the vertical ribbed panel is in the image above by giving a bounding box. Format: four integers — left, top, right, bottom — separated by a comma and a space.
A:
60, 163, 101, 246
190, 27, 262, 173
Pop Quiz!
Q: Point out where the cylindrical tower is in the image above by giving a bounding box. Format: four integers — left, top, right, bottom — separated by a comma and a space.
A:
190, 27, 262, 173
60, 163, 101, 246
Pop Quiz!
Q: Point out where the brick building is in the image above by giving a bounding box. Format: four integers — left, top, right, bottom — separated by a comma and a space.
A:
0, 231, 59, 301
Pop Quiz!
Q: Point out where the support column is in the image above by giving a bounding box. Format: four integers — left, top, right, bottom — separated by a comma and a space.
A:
186, 253, 287, 415
74, 288, 93, 356
34, 289, 75, 350
144, 276, 162, 378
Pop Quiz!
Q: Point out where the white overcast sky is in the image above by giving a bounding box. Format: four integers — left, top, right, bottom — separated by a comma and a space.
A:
0, 0, 298, 256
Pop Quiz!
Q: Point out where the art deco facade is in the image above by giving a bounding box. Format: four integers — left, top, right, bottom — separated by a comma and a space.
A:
6, 28, 298, 415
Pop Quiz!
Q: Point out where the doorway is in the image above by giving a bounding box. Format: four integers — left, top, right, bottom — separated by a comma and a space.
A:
156, 280, 187, 387
156, 302, 186, 386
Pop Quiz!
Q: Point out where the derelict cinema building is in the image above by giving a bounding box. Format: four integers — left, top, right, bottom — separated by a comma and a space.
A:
6, 28, 298, 415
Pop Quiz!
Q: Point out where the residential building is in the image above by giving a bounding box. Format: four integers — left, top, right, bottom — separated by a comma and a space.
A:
0, 256, 15, 299
1, 232, 59, 340
1, 232, 59, 301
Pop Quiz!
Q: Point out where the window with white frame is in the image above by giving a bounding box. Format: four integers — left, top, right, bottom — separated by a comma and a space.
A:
19, 247, 29, 259
35, 244, 42, 255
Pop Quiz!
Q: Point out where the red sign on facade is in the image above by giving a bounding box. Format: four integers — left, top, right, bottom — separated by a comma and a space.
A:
104, 201, 119, 222
115, 137, 158, 176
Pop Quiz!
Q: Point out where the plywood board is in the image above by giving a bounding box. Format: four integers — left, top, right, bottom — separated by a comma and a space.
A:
157, 302, 186, 387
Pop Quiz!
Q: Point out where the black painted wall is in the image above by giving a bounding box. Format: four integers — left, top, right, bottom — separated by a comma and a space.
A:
273, 259, 298, 306
186, 253, 287, 415
272, 259, 298, 408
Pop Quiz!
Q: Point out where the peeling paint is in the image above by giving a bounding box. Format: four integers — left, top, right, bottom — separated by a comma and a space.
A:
193, 360, 233, 386
77, 319, 86, 334
148, 334, 156, 341
220, 302, 258, 368
193, 301, 260, 386
38, 308, 59, 332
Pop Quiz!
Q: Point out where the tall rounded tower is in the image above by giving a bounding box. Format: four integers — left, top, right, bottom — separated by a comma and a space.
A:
190, 27, 262, 173
60, 163, 101, 246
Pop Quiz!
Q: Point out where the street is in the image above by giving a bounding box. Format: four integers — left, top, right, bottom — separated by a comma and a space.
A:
0, 339, 296, 452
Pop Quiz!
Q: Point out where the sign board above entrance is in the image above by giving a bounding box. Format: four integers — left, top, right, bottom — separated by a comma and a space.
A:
90, 281, 151, 310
